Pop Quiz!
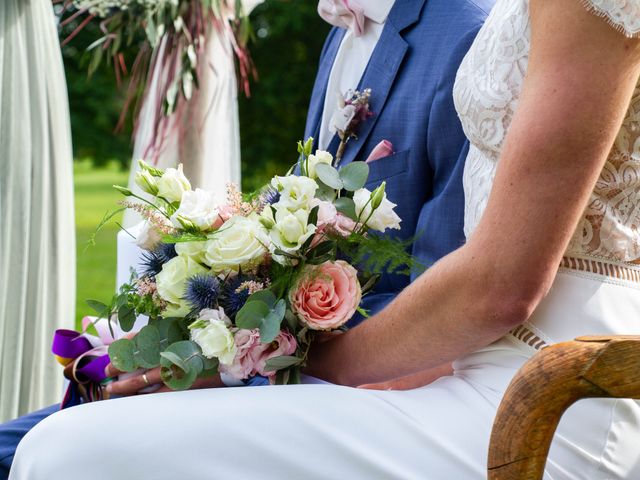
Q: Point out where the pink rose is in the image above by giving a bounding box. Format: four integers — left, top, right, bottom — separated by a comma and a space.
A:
222, 329, 297, 380
289, 260, 361, 331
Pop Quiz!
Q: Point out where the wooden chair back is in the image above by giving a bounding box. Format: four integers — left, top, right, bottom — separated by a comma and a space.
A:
487, 335, 640, 479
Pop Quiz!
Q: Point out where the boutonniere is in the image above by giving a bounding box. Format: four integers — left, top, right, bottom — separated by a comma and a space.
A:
330, 88, 374, 167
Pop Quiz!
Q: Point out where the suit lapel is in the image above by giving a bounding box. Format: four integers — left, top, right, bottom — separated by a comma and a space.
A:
304, 29, 346, 148
335, 0, 428, 167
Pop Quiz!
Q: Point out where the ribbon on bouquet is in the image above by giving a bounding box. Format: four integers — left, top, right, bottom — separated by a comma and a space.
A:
51, 317, 116, 409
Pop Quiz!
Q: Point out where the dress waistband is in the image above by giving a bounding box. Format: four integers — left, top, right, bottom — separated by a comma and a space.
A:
560, 255, 640, 284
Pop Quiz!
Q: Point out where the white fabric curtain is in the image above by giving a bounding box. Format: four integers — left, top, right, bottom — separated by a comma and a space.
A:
0, 0, 75, 421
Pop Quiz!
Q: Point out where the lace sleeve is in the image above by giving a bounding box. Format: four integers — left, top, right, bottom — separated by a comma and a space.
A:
582, 0, 640, 37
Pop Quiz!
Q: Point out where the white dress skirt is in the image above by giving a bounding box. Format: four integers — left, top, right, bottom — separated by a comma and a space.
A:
0, 0, 75, 421
9, 272, 640, 479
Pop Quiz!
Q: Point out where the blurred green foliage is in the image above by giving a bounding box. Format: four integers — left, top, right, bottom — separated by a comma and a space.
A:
61, 0, 329, 190
239, 1, 329, 190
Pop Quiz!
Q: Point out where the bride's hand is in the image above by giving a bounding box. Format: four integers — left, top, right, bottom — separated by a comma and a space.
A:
358, 363, 453, 391
104, 363, 224, 396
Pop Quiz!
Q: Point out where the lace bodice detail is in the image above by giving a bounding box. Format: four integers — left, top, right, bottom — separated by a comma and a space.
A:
454, 0, 640, 265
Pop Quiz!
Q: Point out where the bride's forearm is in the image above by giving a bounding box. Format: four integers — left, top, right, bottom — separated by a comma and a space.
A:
305, 244, 536, 386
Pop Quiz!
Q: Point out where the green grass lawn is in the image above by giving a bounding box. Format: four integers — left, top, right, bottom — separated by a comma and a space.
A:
74, 161, 129, 328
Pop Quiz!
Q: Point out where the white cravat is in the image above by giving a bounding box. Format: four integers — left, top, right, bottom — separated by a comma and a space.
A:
318, 0, 395, 151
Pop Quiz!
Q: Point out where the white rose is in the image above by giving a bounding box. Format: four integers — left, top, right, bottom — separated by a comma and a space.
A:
306, 150, 333, 179
271, 175, 318, 211
135, 169, 159, 196
171, 188, 221, 231
353, 186, 402, 233
135, 221, 162, 251
269, 208, 316, 260
203, 216, 269, 274
156, 164, 191, 203
189, 316, 237, 365
175, 240, 208, 263
156, 255, 207, 315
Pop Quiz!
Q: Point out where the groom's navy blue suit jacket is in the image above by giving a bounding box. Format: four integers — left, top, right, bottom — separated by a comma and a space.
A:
0, 1, 493, 477
305, 0, 494, 322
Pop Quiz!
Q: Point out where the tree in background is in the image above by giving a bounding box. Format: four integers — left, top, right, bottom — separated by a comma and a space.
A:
61, 0, 329, 190
239, 1, 329, 190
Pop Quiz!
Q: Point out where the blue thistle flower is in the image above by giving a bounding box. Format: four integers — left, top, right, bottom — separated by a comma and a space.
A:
219, 274, 255, 317
262, 187, 281, 206
156, 243, 177, 263
139, 243, 178, 277
185, 275, 221, 311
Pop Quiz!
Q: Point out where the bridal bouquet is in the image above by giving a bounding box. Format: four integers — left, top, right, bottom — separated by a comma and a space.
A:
59, 139, 417, 393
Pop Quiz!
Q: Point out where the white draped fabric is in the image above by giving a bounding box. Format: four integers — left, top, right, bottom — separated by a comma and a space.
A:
0, 0, 75, 421
123, 22, 242, 229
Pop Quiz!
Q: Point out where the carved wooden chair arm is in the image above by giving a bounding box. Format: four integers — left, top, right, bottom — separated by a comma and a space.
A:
487, 335, 640, 480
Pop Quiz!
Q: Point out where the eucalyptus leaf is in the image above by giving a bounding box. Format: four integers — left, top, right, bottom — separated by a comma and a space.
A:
339, 162, 369, 191
315, 164, 343, 190
247, 289, 277, 307
108, 339, 137, 373
160, 351, 187, 372
117, 304, 136, 332
134, 325, 161, 369
155, 317, 184, 347
333, 197, 357, 221
236, 301, 271, 330
260, 299, 286, 344
159, 341, 203, 391
263, 355, 302, 372
315, 182, 337, 202
86, 299, 109, 318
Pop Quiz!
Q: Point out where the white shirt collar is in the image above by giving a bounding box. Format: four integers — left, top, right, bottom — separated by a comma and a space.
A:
362, 0, 396, 24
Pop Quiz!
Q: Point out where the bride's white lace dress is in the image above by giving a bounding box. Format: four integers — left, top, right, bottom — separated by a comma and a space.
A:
10, 1, 640, 478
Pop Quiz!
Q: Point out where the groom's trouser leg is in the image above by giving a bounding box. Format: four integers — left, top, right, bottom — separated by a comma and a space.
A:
0, 405, 59, 480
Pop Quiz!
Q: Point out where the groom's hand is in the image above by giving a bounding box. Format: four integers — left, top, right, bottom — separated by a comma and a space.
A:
104, 363, 225, 396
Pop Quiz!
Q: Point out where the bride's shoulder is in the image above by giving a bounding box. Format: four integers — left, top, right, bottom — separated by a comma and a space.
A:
580, 0, 640, 38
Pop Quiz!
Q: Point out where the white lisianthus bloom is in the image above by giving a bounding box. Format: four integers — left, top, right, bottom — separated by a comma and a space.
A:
271, 175, 318, 211
135, 169, 159, 196
353, 185, 402, 233
135, 221, 162, 251
203, 215, 269, 274
189, 312, 237, 365
259, 204, 276, 229
156, 164, 191, 203
269, 208, 316, 261
156, 255, 207, 315
305, 150, 333, 179
171, 188, 222, 232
